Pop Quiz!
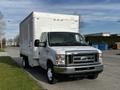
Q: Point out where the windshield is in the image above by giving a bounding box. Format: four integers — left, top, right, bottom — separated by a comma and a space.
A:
48, 32, 87, 46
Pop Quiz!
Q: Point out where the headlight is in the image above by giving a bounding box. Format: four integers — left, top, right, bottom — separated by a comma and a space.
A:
56, 54, 65, 65
97, 53, 103, 64
99, 53, 102, 58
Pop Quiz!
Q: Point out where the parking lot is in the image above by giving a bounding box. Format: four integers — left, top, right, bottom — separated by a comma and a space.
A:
5, 47, 120, 90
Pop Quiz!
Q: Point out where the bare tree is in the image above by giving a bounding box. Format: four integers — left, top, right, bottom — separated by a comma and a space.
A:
14, 35, 20, 46
0, 11, 6, 48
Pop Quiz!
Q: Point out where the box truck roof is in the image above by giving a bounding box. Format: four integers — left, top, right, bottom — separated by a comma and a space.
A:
33, 12, 79, 19
33, 12, 80, 33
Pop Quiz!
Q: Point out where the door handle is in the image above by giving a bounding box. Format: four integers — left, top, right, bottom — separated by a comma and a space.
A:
39, 52, 40, 55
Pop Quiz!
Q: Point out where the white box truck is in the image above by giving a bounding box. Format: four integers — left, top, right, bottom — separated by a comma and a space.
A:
20, 12, 103, 84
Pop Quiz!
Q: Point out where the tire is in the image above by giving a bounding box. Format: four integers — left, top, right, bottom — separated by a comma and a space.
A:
46, 64, 56, 84
87, 74, 98, 79
22, 57, 30, 68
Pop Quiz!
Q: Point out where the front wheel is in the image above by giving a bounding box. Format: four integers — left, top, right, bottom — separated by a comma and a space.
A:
46, 65, 56, 84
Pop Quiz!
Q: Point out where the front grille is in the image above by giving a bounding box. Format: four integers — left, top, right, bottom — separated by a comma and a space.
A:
66, 53, 98, 66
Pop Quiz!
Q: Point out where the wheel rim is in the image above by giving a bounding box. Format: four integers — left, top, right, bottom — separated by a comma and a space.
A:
47, 68, 53, 81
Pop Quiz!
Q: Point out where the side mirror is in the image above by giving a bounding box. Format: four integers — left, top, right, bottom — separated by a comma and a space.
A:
34, 39, 40, 47
39, 42, 47, 47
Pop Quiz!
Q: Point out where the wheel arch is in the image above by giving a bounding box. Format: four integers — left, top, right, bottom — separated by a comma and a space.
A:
47, 59, 53, 67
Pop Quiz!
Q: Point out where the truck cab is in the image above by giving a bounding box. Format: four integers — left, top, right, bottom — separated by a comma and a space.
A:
35, 32, 103, 84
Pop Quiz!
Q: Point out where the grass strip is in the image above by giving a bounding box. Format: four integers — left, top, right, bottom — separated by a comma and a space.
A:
0, 56, 43, 90
0, 48, 4, 52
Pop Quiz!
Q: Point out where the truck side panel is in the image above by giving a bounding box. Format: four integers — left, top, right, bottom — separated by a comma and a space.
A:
20, 14, 33, 57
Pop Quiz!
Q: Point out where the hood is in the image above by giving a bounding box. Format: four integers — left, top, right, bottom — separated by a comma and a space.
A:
51, 46, 102, 54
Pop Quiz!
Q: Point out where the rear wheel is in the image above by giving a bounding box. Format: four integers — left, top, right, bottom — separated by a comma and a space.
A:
87, 74, 98, 79
22, 57, 30, 68
46, 63, 56, 84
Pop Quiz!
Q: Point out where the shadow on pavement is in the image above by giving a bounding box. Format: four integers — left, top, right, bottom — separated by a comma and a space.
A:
13, 57, 86, 84
13, 57, 49, 83
116, 54, 120, 55
26, 66, 48, 83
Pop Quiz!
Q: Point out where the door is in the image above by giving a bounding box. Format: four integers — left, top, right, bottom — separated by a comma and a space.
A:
39, 32, 48, 69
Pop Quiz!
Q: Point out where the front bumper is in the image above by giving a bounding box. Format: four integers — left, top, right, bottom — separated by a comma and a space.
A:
54, 64, 103, 74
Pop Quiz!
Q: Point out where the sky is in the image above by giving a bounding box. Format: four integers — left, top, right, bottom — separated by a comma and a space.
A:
0, 0, 120, 39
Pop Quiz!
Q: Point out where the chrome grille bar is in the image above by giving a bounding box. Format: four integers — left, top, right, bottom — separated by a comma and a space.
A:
66, 52, 98, 66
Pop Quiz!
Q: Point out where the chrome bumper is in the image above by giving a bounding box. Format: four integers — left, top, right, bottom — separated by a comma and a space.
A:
54, 64, 103, 74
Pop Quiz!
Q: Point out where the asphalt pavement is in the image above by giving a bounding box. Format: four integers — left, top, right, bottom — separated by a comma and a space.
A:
5, 47, 120, 90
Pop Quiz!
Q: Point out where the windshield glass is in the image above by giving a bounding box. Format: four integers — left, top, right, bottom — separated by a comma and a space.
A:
48, 32, 87, 46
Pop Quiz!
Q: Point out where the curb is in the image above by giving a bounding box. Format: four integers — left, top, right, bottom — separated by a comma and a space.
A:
0, 52, 9, 56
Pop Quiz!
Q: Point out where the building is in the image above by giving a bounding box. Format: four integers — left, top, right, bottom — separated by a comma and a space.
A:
111, 34, 120, 36
86, 32, 120, 49
86, 32, 111, 37
0, 41, 6, 48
